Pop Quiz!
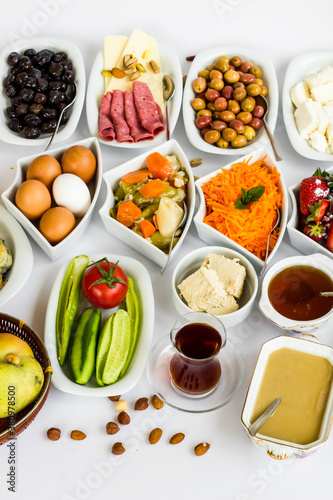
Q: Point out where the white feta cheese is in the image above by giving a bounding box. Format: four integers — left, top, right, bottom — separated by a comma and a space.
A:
323, 104, 333, 120
311, 82, 333, 105
318, 66, 333, 84
308, 131, 328, 152
305, 72, 325, 90
313, 102, 329, 134
290, 81, 310, 108
294, 99, 319, 139
326, 120, 333, 144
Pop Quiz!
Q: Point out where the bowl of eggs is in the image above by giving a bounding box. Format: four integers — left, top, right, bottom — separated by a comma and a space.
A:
1, 136, 102, 260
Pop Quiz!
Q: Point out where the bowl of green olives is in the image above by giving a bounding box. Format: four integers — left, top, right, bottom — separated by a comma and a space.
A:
183, 46, 278, 154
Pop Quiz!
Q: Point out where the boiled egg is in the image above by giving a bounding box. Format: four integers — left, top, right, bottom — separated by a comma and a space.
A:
52, 173, 91, 218
15, 179, 51, 220
26, 155, 62, 191
39, 207, 76, 245
61, 145, 97, 184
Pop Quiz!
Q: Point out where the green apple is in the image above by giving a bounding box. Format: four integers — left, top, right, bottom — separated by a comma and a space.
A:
0, 333, 44, 418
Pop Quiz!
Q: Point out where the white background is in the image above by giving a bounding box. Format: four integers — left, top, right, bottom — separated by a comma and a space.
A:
1, 0, 333, 499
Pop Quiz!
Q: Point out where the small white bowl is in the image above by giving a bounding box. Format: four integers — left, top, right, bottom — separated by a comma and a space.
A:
0, 37, 85, 147
183, 46, 278, 155
287, 166, 333, 260
283, 51, 333, 161
99, 138, 195, 269
44, 253, 154, 396
259, 253, 333, 334
172, 246, 258, 328
194, 147, 288, 271
1, 137, 102, 261
0, 205, 33, 307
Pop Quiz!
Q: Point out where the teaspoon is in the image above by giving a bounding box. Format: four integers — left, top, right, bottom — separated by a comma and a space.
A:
255, 94, 282, 162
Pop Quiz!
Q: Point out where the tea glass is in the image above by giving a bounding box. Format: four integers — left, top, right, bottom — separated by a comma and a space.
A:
169, 312, 227, 398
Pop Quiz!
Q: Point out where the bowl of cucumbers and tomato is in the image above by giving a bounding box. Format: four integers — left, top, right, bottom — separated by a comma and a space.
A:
44, 253, 154, 396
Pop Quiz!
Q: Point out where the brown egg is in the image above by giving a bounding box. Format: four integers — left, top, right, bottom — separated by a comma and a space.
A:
26, 155, 62, 191
61, 145, 97, 184
15, 179, 51, 220
39, 207, 76, 245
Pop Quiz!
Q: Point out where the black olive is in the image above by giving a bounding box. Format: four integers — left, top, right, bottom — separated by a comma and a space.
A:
19, 56, 32, 71
19, 87, 34, 102
10, 66, 22, 76
8, 118, 23, 132
53, 52, 68, 63
6, 85, 17, 98
28, 67, 42, 79
24, 113, 42, 127
34, 92, 47, 105
62, 60, 72, 71
62, 70, 74, 84
4, 74, 15, 87
48, 90, 62, 104
24, 48, 36, 58
11, 96, 22, 107
40, 107, 57, 120
24, 126, 41, 139
48, 62, 63, 78
16, 103, 30, 116
37, 77, 48, 92
6, 106, 17, 119
7, 52, 20, 66
42, 119, 57, 132
15, 72, 29, 86
29, 103, 44, 115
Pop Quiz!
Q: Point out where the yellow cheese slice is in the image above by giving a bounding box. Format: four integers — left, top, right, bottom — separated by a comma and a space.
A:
105, 29, 163, 110
103, 35, 128, 90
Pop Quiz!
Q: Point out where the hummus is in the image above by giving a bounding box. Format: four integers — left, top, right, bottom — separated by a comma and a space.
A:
178, 254, 246, 315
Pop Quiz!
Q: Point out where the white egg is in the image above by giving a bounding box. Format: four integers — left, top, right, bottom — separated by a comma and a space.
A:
52, 173, 91, 218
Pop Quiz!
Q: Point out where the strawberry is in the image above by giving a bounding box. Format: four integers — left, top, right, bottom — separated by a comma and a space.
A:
306, 199, 330, 223
299, 176, 329, 216
303, 222, 327, 243
326, 225, 333, 252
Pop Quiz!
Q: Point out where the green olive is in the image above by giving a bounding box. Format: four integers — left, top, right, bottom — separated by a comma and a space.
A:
243, 125, 256, 141
210, 69, 223, 80
220, 110, 235, 122
250, 66, 262, 78
260, 86, 268, 97
246, 84, 261, 97
204, 129, 221, 144
227, 100, 240, 114
191, 98, 206, 111
214, 58, 229, 73
222, 127, 237, 142
231, 134, 248, 148
212, 111, 221, 120
206, 63, 215, 72
233, 82, 245, 89
241, 98, 255, 113
197, 109, 212, 117
199, 69, 210, 80
233, 87, 247, 101
224, 70, 240, 84
209, 78, 224, 91
207, 102, 216, 112
192, 77, 207, 93
254, 78, 264, 86
230, 56, 242, 68
237, 111, 253, 124
216, 137, 229, 148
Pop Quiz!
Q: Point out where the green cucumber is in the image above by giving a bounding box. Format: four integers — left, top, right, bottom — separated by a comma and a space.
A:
96, 309, 131, 386
119, 278, 140, 377
69, 307, 101, 385
56, 255, 89, 366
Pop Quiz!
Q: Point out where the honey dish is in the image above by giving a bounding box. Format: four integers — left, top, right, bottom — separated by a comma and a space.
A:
194, 147, 288, 271
1, 137, 102, 261
241, 335, 333, 459
259, 253, 333, 333
172, 246, 258, 328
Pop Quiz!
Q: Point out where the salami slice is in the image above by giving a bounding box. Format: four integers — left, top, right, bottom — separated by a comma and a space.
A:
110, 90, 134, 143
124, 90, 154, 142
133, 81, 165, 136
98, 92, 115, 141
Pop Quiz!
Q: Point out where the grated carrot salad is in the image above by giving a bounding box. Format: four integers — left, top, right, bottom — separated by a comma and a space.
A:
201, 157, 282, 260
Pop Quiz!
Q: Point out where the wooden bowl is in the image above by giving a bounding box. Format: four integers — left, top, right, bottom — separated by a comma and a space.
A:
0, 313, 52, 445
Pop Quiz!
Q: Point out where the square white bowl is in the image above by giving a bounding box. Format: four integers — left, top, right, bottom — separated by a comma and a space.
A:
0, 205, 33, 307
99, 138, 195, 269
287, 166, 333, 259
0, 37, 85, 147
86, 43, 183, 148
1, 137, 102, 261
183, 46, 278, 155
282, 51, 333, 161
171, 246, 258, 328
44, 253, 154, 396
194, 147, 288, 271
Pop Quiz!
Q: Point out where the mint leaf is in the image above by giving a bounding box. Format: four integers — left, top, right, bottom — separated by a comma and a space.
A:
235, 185, 265, 210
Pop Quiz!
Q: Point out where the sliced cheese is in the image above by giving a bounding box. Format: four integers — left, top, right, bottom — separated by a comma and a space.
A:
290, 81, 310, 108
103, 35, 128, 90
105, 29, 163, 109
294, 99, 319, 139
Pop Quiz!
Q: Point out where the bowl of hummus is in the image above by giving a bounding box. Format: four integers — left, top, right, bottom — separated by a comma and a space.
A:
172, 246, 258, 328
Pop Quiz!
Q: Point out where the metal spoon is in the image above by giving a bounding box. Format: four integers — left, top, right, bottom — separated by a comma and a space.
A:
260, 207, 281, 276
255, 94, 282, 162
162, 75, 175, 141
248, 397, 281, 437
45, 81, 78, 151
161, 201, 188, 275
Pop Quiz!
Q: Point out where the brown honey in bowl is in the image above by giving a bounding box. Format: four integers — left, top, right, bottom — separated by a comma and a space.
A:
268, 265, 333, 321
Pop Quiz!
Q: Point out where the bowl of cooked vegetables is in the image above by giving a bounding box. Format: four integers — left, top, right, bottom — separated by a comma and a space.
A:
99, 139, 195, 269
193, 148, 288, 271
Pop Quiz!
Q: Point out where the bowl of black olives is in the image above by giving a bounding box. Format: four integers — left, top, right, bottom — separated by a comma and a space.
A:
0, 37, 85, 145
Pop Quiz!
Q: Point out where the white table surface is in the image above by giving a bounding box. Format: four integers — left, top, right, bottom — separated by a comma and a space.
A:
1, 1, 333, 499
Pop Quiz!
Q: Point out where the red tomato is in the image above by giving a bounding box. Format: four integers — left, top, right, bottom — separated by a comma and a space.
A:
81, 259, 128, 309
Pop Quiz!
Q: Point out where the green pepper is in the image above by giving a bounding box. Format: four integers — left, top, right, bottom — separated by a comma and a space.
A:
140, 203, 159, 219
120, 181, 138, 196
56, 255, 89, 366
68, 307, 101, 384
114, 185, 125, 201
150, 232, 180, 252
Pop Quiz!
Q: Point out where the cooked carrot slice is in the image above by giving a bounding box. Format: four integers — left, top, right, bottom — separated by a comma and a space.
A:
139, 179, 166, 199
147, 152, 174, 181
139, 219, 156, 238
116, 200, 142, 227
121, 168, 150, 184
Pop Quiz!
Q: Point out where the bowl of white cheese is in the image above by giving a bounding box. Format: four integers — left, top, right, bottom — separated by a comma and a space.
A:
171, 246, 258, 328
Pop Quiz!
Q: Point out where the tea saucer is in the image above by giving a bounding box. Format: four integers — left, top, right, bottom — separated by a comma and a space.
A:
146, 335, 244, 413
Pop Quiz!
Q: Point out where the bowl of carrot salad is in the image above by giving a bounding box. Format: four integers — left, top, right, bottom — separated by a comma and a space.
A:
193, 148, 288, 271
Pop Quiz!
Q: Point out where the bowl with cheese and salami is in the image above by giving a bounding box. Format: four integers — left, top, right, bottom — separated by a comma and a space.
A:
86, 29, 182, 148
